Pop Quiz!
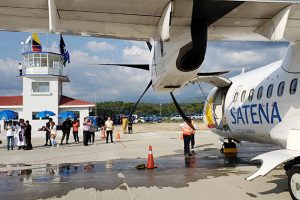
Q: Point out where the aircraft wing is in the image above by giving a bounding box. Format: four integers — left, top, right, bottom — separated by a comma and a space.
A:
0, 0, 300, 41
189, 72, 232, 88
246, 149, 300, 181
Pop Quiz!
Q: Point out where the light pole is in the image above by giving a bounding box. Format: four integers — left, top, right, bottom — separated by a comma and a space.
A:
160, 103, 162, 117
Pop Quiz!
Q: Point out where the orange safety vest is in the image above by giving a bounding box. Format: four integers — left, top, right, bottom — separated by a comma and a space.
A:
182, 122, 193, 135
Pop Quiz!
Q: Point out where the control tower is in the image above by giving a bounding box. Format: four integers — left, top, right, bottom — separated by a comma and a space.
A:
21, 49, 69, 128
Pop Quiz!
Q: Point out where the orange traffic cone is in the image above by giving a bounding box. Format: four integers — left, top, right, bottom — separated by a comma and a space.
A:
147, 145, 157, 169
116, 130, 121, 140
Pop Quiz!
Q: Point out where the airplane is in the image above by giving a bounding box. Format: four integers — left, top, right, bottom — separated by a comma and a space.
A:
200, 42, 300, 199
1, 0, 300, 199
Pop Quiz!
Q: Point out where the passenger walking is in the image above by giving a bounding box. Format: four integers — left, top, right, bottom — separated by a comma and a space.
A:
83, 118, 92, 146
72, 118, 80, 143
128, 120, 133, 134
181, 121, 193, 157
105, 117, 114, 143
61, 118, 72, 145
24, 120, 32, 150
6, 121, 15, 150
16, 119, 26, 150
49, 121, 59, 148
190, 120, 197, 149
44, 118, 52, 146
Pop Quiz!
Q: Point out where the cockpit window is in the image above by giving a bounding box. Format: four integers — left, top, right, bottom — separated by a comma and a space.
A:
267, 84, 273, 99
248, 89, 254, 102
257, 86, 263, 100
290, 78, 298, 95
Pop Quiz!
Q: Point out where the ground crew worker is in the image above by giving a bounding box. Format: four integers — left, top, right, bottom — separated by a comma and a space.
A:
122, 116, 128, 134
190, 120, 196, 149
182, 121, 193, 157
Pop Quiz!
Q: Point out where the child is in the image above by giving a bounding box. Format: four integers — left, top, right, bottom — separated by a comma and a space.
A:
49, 122, 59, 149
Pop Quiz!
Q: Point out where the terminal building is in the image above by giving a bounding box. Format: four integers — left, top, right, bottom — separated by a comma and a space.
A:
0, 45, 94, 131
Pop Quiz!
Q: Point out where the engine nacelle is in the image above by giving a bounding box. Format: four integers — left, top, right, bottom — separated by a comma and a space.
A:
176, 19, 207, 72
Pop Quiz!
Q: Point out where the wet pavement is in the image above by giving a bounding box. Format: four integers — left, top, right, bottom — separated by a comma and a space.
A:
0, 141, 281, 200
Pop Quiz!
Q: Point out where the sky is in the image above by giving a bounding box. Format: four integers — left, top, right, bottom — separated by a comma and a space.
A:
0, 31, 288, 103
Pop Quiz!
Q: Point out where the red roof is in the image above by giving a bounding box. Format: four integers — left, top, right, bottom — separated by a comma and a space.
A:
0, 95, 93, 107
59, 95, 94, 106
0, 96, 23, 106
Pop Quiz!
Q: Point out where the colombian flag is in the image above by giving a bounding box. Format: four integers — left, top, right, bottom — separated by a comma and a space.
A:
32, 33, 42, 52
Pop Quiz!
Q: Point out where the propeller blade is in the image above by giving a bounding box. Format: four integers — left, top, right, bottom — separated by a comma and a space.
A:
93, 64, 149, 71
197, 71, 229, 76
146, 41, 152, 51
170, 92, 195, 130
128, 80, 152, 119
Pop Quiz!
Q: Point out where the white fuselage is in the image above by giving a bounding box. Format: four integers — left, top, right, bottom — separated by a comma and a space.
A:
204, 43, 300, 148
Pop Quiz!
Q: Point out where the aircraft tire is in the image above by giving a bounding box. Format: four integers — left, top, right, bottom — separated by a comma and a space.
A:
288, 165, 300, 200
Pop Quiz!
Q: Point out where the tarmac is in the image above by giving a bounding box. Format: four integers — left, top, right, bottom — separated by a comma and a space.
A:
0, 123, 291, 200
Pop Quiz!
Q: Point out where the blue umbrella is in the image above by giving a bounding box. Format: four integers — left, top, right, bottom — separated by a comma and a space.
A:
58, 111, 77, 119
0, 110, 17, 120
36, 110, 56, 118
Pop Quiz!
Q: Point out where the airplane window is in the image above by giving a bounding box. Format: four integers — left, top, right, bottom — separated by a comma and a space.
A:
233, 92, 238, 102
267, 84, 273, 98
290, 78, 298, 95
257, 86, 263, 100
241, 90, 246, 102
277, 81, 285, 97
248, 89, 254, 101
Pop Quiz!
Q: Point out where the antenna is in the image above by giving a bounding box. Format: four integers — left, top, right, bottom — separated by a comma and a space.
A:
241, 67, 245, 74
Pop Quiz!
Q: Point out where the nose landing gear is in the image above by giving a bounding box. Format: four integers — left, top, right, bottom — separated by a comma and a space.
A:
220, 139, 238, 156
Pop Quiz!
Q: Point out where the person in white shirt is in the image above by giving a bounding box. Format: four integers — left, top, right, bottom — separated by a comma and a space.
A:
105, 117, 114, 144
16, 119, 26, 150
83, 118, 92, 146
48, 121, 59, 149
6, 121, 15, 150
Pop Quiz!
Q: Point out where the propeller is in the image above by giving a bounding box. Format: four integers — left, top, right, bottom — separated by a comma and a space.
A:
92, 64, 149, 71
146, 41, 152, 51
170, 92, 195, 130
197, 71, 229, 76
128, 80, 152, 120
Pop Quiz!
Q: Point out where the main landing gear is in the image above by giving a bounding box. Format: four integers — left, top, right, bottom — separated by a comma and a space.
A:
285, 158, 300, 200
220, 139, 238, 156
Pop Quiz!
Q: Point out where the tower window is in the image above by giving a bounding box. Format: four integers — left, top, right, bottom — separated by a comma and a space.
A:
32, 82, 50, 93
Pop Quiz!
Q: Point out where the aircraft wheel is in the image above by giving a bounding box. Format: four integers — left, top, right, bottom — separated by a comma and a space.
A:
288, 166, 300, 200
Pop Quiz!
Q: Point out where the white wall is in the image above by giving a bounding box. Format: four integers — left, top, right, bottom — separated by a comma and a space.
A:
23, 76, 61, 130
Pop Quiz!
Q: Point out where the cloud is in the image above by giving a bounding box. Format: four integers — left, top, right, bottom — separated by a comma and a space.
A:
122, 45, 150, 64
0, 58, 22, 95
47, 41, 60, 54
69, 49, 111, 66
86, 41, 115, 52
